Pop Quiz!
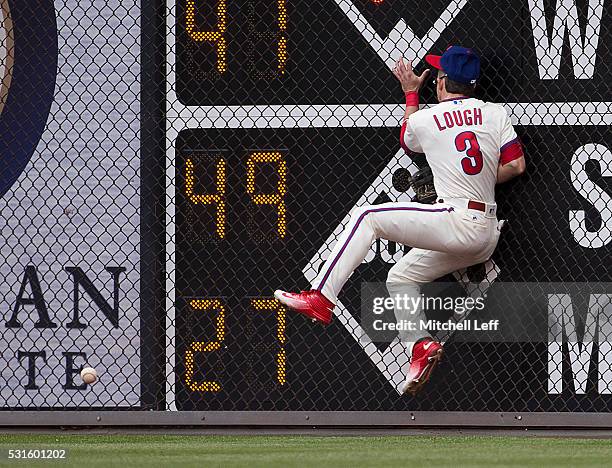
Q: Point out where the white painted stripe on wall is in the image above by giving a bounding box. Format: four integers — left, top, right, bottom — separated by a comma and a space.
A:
168, 102, 612, 128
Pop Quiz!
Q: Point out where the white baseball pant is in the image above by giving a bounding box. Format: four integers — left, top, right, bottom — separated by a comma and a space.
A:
312, 199, 501, 348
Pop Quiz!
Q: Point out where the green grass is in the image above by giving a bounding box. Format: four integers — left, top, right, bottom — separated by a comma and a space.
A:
0, 434, 611, 467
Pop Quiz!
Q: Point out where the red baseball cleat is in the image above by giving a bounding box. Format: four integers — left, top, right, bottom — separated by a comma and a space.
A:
401, 339, 443, 396
274, 289, 334, 325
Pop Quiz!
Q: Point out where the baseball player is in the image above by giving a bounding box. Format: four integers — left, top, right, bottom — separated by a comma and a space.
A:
275, 46, 526, 395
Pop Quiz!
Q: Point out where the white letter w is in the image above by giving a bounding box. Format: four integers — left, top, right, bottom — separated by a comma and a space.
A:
528, 0, 604, 79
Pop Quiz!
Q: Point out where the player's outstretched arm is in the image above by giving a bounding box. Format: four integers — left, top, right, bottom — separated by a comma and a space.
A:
497, 156, 526, 183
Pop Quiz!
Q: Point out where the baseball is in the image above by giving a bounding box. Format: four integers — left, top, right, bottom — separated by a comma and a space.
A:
80, 367, 97, 384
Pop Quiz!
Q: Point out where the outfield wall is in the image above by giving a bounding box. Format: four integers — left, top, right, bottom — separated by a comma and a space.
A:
0, 0, 611, 422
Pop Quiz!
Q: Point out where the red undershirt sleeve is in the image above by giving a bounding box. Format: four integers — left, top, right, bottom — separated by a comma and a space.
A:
499, 109, 524, 165
500, 137, 524, 165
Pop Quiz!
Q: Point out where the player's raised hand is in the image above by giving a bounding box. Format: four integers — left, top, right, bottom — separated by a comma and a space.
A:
393, 58, 430, 93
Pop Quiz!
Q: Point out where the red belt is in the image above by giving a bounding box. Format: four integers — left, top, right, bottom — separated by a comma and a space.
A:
467, 200, 486, 212
438, 199, 486, 212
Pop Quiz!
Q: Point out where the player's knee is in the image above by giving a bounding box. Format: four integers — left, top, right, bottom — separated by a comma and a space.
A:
350, 205, 372, 221
386, 264, 419, 287
350, 205, 379, 235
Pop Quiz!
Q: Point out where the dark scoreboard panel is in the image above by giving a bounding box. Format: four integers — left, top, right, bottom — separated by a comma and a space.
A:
176, 0, 395, 105
175, 0, 611, 106
174, 127, 398, 410
173, 126, 612, 411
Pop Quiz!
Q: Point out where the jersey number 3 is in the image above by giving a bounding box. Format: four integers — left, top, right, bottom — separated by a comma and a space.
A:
455, 131, 483, 175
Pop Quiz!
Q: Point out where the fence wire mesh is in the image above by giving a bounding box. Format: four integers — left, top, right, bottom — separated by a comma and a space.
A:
0, 0, 610, 413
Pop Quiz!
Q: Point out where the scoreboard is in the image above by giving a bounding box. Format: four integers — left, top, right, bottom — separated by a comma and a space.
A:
175, 0, 396, 105
164, 0, 612, 412
173, 126, 399, 410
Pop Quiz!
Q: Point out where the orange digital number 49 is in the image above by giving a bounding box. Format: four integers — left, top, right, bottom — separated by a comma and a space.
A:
184, 150, 287, 239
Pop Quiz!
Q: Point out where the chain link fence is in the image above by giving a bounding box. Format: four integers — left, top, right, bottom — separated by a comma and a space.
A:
0, 0, 140, 408
0, 0, 611, 416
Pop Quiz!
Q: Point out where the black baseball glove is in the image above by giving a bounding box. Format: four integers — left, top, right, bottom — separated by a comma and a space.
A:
409, 166, 437, 204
